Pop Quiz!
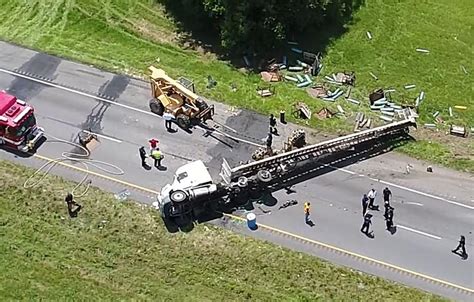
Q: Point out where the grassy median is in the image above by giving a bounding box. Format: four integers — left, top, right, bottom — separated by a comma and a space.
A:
0, 0, 472, 172
0, 159, 444, 300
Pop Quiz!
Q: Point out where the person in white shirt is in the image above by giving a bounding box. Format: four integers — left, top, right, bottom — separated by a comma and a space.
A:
163, 112, 175, 132
367, 188, 377, 210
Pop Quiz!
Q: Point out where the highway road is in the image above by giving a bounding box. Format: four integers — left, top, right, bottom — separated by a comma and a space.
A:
0, 41, 473, 300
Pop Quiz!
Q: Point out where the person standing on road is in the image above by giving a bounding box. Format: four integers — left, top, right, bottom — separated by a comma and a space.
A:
384, 207, 394, 230
269, 114, 278, 135
163, 112, 175, 132
360, 213, 372, 235
383, 187, 392, 206
361, 194, 369, 216
148, 138, 159, 151
452, 235, 467, 258
139, 146, 148, 167
304, 202, 311, 224
150, 147, 164, 168
367, 188, 377, 210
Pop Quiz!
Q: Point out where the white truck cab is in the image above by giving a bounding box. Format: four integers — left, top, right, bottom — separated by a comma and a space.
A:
155, 160, 217, 221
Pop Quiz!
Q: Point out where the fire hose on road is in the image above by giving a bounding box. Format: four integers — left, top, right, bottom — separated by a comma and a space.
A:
23, 131, 124, 198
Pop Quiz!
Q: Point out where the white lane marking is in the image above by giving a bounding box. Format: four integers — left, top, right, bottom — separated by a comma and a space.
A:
0, 67, 156, 117
82, 130, 122, 143
336, 167, 474, 210
397, 225, 442, 240
404, 202, 424, 206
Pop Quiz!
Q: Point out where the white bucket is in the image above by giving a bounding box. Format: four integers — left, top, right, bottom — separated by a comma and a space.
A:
246, 213, 257, 230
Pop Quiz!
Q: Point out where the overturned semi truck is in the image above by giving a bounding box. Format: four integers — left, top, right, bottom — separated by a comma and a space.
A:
154, 116, 417, 231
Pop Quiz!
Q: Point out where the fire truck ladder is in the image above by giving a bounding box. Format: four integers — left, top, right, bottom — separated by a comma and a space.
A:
221, 118, 416, 184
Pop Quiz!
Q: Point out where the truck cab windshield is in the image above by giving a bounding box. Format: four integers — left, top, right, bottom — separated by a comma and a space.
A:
12, 114, 36, 137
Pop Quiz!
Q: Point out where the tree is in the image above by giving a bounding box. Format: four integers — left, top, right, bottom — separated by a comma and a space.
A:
171, 0, 359, 55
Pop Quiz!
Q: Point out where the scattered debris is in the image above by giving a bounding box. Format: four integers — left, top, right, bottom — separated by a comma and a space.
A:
450, 125, 468, 137
291, 47, 303, 54
307, 85, 329, 99
260, 71, 281, 82
416, 48, 430, 53
424, 123, 437, 129
284, 75, 298, 82
366, 31, 372, 40
369, 88, 385, 105
460, 65, 468, 74
404, 84, 416, 90
337, 104, 345, 114
289, 66, 304, 72
435, 116, 444, 124
293, 102, 312, 119
287, 41, 298, 45
243, 56, 251, 67
426, 166, 433, 173
379, 115, 393, 122
114, 189, 130, 201
257, 86, 274, 97
419, 91, 425, 101
347, 98, 360, 105
345, 86, 352, 98
369, 72, 378, 80
454, 105, 467, 110
316, 107, 335, 120
449, 107, 453, 117
433, 111, 440, 117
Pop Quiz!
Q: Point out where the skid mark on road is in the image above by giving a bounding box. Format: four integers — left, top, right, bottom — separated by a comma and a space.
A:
26, 153, 474, 296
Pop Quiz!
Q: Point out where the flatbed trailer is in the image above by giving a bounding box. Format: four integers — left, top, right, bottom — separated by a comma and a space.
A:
155, 116, 417, 231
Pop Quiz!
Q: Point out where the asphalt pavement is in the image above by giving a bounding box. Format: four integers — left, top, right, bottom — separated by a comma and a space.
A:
0, 41, 473, 300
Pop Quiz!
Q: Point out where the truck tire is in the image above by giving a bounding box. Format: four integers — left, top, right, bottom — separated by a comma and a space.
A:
176, 114, 191, 129
237, 176, 248, 188
149, 98, 164, 116
257, 170, 272, 183
170, 190, 188, 204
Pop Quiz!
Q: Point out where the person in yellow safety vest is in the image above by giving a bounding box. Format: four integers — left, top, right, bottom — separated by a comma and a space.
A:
150, 148, 164, 168
304, 202, 311, 224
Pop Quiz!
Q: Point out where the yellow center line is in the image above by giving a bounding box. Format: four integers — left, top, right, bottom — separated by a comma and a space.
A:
32, 153, 474, 294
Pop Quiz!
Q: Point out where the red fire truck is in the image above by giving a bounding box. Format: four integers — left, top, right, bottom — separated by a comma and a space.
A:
0, 90, 44, 152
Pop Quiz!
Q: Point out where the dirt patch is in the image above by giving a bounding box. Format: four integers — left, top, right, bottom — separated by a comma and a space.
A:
413, 128, 474, 159
131, 19, 177, 44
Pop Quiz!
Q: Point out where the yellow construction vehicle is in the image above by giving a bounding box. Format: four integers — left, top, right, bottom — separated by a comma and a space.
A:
148, 66, 214, 129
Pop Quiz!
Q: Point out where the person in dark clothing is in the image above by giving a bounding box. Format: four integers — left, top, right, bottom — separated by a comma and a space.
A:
384, 207, 394, 230
361, 194, 369, 216
452, 235, 467, 257
266, 132, 273, 148
139, 146, 148, 167
383, 187, 392, 204
269, 114, 278, 135
360, 213, 372, 235
65, 193, 82, 218
384, 202, 394, 220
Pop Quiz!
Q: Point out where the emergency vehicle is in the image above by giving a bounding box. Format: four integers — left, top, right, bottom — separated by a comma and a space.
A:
0, 90, 44, 152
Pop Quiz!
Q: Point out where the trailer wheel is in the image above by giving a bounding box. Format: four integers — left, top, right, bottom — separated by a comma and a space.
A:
176, 114, 191, 129
237, 176, 248, 188
149, 98, 164, 116
170, 190, 188, 203
257, 170, 272, 183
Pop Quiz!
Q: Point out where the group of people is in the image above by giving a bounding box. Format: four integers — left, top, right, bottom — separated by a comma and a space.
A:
139, 138, 164, 169
361, 187, 395, 235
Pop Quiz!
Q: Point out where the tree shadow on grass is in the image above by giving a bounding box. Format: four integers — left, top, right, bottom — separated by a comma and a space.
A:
157, 0, 366, 70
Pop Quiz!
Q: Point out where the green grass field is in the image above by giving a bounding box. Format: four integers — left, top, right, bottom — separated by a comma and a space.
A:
0, 160, 444, 300
0, 0, 472, 172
